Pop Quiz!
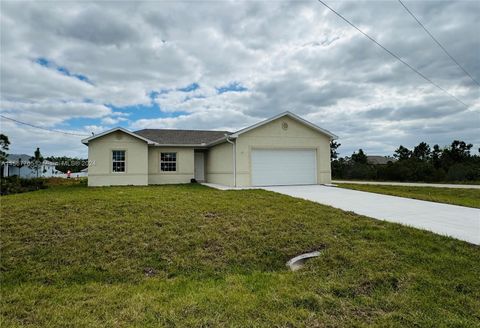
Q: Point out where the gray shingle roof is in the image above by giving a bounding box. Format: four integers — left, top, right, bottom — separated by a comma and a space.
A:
6, 154, 31, 162
5, 154, 56, 165
134, 129, 231, 145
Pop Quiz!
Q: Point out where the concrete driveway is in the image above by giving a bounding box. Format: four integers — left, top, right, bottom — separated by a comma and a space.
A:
263, 185, 480, 245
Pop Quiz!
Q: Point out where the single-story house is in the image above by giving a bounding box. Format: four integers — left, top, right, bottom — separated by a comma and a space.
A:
2, 154, 60, 178
81, 111, 337, 187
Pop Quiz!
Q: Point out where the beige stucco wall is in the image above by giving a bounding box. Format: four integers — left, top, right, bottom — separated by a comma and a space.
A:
235, 116, 332, 187
148, 147, 194, 184
205, 142, 234, 186
88, 131, 148, 186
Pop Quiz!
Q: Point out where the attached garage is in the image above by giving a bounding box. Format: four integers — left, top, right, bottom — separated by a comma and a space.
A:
251, 149, 317, 186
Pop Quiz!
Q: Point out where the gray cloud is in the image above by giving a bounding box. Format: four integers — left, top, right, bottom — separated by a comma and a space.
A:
0, 0, 479, 157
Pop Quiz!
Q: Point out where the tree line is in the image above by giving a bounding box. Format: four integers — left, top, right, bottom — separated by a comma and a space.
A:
331, 140, 480, 182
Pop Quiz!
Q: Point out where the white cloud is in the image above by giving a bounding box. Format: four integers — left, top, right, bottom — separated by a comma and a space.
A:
1, 0, 479, 157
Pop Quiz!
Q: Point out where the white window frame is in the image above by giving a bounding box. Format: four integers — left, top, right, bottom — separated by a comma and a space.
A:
112, 150, 126, 173
160, 152, 177, 172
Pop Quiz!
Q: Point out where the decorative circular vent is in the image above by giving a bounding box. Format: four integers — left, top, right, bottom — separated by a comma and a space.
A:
282, 121, 288, 130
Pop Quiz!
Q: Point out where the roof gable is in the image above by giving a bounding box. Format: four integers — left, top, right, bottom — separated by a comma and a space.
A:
229, 111, 337, 140
81, 127, 157, 145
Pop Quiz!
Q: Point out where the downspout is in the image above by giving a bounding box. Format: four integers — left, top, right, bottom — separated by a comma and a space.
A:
225, 134, 236, 187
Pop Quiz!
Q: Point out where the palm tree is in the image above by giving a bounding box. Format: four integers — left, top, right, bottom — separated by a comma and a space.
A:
28, 148, 44, 178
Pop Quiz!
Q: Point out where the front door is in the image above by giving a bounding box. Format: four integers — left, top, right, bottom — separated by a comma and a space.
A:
194, 152, 205, 181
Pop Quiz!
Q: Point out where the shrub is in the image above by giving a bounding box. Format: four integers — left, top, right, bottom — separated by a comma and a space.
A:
446, 163, 480, 181
0, 177, 47, 196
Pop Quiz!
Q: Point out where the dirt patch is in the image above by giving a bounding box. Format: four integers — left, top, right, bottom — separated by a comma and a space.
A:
203, 212, 220, 219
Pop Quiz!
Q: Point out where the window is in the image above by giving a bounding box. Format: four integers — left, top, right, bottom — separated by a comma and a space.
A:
112, 150, 126, 172
161, 152, 176, 172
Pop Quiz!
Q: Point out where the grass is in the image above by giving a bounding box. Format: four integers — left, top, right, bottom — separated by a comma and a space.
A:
337, 183, 480, 208
1, 183, 479, 327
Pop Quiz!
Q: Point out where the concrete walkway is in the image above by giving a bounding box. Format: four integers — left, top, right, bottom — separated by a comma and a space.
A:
333, 180, 480, 189
263, 185, 480, 245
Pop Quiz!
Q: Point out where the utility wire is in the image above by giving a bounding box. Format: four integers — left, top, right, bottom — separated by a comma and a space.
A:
0, 114, 90, 137
398, 0, 479, 86
316, 0, 470, 109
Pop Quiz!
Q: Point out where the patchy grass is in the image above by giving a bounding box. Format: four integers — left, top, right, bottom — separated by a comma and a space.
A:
1, 184, 479, 327
337, 183, 480, 208
43, 177, 87, 187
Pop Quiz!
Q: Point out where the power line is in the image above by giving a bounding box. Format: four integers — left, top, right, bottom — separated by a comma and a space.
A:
0, 114, 90, 137
316, 0, 470, 109
398, 0, 479, 87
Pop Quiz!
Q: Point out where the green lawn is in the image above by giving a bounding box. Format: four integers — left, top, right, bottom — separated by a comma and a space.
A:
1, 184, 479, 327
337, 183, 480, 208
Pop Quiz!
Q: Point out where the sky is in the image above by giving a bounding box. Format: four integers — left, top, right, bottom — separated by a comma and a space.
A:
1, 0, 479, 158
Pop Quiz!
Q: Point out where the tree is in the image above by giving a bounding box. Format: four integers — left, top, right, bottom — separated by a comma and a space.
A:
15, 158, 25, 176
330, 140, 341, 160
394, 145, 412, 161
431, 144, 442, 168
413, 142, 431, 161
351, 149, 368, 164
0, 134, 10, 163
45, 156, 87, 173
28, 147, 44, 178
444, 140, 473, 162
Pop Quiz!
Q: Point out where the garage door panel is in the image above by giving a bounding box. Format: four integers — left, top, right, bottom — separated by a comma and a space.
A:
251, 149, 316, 186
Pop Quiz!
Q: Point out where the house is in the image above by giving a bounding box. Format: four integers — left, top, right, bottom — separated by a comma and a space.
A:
2, 154, 60, 178
366, 156, 397, 165
81, 111, 337, 187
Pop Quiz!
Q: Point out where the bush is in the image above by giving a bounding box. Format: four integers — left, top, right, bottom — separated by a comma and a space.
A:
345, 163, 377, 180
446, 163, 480, 181
0, 177, 47, 196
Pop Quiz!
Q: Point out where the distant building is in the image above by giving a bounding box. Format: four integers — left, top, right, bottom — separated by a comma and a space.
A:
57, 167, 88, 178
2, 154, 61, 178
366, 156, 397, 165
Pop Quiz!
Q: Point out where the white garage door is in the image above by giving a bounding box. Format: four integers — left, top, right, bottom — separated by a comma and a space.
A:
251, 149, 317, 186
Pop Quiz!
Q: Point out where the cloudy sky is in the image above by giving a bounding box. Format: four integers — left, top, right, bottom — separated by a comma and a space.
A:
1, 0, 479, 158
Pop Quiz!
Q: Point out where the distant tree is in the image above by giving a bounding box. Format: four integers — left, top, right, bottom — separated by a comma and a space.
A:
0, 134, 10, 163
444, 140, 473, 162
413, 142, 431, 161
332, 139, 478, 182
45, 156, 87, 173
351, 149, 368, 164
28, 147, 44, 178
431, 144, 443, 168
330, 140, 341, 160
15, 158, 25, 176
394, 145, 412, 161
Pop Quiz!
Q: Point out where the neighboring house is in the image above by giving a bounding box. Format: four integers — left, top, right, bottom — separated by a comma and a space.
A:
2, 154, 60, 178
81, 111, 337, 187
367, 156, 397, 165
